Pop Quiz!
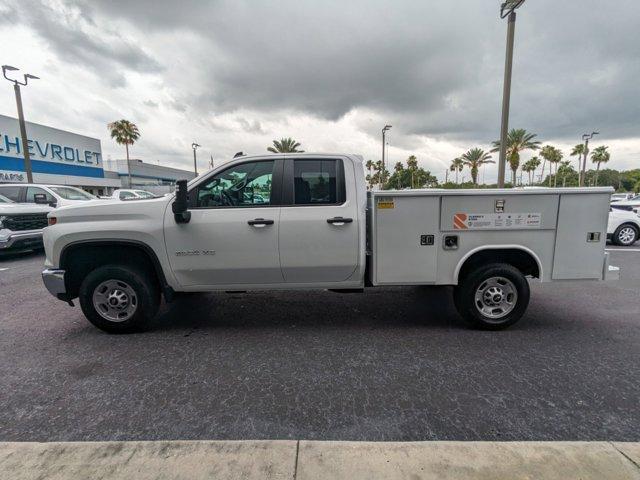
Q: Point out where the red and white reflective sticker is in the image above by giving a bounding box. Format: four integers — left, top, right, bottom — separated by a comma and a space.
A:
453, 212, 542, 230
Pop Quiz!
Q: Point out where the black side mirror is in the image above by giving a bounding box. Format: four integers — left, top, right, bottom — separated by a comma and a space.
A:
172, 179, 191, 223
34, 193, 50, 205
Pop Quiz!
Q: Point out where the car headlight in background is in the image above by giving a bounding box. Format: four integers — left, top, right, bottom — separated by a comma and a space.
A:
0, 216, 7, 229
48, 217, 57, 226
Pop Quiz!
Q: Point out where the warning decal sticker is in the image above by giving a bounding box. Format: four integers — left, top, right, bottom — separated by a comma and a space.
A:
377, 198, 395, 209
453, 212, 542, 230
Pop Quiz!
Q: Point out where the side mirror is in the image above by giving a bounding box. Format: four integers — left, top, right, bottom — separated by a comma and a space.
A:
34, 193, 51, 205
172, 179, 191, 223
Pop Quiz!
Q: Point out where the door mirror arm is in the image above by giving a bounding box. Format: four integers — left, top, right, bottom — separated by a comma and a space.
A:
172, 179, 191, 224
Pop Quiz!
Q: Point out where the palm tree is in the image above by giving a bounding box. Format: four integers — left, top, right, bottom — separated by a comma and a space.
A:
556, 160, 574, 187
527, 156, 541, 184
107, 119, 140, 187
492, 129, 541, 185
521, 158, 538, 185
461, 148, 494, 186
365, 160, 375, 189
267, 137, 304, 153
449, 157, 464, 184
543, 147, 563, 187
591, 146, 610, 185
570, 143, 585, 171
539, 145, 556, 187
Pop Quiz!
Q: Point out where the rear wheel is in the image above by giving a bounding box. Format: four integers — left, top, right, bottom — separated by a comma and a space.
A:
612, 224, 638, 246
453, 263, 530, 330
79, 265, 160, 333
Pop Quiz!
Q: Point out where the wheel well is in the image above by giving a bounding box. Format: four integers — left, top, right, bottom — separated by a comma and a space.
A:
60, 242, 167, 299
457, 248, 540, 283
618, 222, 640, 233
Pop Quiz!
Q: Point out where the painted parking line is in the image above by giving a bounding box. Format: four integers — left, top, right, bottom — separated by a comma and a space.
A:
606, 248, 640, 252
0, 268, 9, 271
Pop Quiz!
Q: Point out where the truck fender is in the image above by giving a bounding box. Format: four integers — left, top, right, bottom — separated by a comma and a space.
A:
453, 245, 544, 284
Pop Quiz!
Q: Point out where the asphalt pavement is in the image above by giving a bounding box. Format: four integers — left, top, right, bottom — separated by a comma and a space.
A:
0, 248, 638, 442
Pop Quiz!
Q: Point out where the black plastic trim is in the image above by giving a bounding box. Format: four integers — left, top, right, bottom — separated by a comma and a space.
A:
59, 239, 174, 301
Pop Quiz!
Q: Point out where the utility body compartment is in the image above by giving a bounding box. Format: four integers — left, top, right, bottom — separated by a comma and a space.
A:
367, 187, 613, 286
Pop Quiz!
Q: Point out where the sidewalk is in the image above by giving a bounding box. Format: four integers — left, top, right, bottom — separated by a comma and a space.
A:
0, 440, 638, 479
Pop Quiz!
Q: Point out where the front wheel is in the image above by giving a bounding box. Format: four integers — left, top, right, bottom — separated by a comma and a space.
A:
453, 263, 530, 330
612, 224, 638, 246
79, 265, 160, 333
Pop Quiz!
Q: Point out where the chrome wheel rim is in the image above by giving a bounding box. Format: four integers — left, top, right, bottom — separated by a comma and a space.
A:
474, 276, 518, 321
92, 279, 138, 322
618, 227, 636, 245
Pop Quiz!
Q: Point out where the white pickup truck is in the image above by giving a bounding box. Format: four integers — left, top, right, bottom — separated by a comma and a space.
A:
42, 154, 619, 333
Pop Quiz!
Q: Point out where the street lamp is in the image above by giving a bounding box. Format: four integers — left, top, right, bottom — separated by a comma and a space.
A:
191, 142, 200, 176
381, 125, 392, 186
580, 131, 599, 187
2, 65, 39, 183
497, 0, 525, 188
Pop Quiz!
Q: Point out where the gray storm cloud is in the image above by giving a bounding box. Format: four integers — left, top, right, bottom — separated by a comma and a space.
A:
6, 0, 640, 144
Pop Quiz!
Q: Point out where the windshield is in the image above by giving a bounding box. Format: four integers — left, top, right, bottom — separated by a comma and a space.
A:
49, 186, 96, 200
0, 193, 13, 203
134, 190, 156, 198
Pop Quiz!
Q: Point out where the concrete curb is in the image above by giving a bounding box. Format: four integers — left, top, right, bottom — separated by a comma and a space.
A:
0, 441, 639, 480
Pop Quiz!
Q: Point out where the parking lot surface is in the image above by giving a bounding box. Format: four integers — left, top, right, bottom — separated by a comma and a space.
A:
0, 249, 638, 442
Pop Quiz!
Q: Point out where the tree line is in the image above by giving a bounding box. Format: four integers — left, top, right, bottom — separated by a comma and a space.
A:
107, 123, 634, 192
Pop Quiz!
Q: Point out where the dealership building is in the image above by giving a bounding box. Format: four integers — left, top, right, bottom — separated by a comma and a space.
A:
0, 115, 195, 196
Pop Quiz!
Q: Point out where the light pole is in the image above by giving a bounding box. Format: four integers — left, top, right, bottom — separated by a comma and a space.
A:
381, 125, 391, 187
497, 0, 525, 188
2, 65, 39, 183
580, 132, 598, 187
191, 142, 200, 176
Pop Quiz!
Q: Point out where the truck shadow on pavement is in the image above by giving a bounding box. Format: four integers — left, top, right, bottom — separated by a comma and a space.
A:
151, 286, 467, 332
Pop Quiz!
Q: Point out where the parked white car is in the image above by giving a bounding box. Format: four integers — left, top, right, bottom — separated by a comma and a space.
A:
105, 189, 158, 201
607, 208, 640, 246
0, 184, 96, 208
610, 193, 635, 202
610, 194, 640, 213
0, 193, 53, 252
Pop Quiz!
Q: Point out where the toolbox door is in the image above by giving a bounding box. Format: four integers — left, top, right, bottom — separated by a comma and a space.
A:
374, 195, 440, 284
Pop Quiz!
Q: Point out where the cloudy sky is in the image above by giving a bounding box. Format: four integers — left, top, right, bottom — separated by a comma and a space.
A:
1, 0, 638, 182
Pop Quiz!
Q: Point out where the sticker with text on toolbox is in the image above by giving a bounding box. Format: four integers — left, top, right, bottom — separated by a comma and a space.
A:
377, 197, 395, 209
453, 212, 542, 230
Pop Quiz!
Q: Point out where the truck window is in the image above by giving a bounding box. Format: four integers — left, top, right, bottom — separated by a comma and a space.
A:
26, 187, 55, 203
195, 160, 274, 208
293, 159, 343, 205
0, 186, 21, 202
119, 191, 137, 200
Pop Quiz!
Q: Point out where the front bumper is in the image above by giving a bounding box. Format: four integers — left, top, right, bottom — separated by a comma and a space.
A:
0, 231, 43, 250
42, 268, 67, 298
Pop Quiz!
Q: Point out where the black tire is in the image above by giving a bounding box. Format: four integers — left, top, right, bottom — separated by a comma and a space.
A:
453, 263, 530, 330
79, 264, 160, 333
612, 223, 639, 246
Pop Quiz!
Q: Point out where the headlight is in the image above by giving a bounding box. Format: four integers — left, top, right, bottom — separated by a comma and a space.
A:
0, 216, 7, 229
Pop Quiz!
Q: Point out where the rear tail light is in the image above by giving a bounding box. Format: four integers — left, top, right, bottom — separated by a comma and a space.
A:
48, 217, 57, 226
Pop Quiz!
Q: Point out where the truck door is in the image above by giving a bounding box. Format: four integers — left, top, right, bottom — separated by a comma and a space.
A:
164, 159, 284, 287
278, 158, 359, 283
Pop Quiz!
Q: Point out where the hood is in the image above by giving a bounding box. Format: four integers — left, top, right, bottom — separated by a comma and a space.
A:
613, 198, 640, 207
51, 195, 170, 221
0, 203, 54, 215
610, 208, 639, 219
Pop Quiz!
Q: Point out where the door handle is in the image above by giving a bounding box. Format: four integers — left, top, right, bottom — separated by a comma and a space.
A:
327, 217, 353, 226
248, 218, 274, 227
